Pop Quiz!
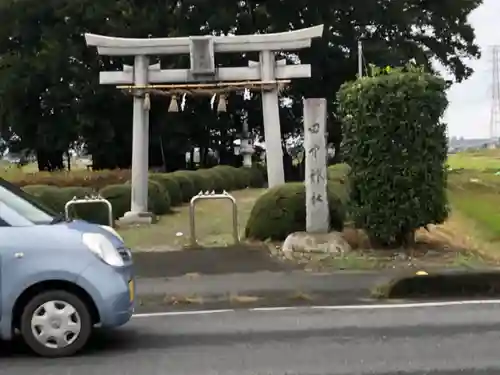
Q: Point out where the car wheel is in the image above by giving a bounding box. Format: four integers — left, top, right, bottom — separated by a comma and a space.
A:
20, 290, 92, 357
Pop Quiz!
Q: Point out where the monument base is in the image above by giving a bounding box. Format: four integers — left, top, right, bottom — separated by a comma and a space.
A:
117, 211, 156, 226
281, 231, 351, 261
242, 154, 252, 167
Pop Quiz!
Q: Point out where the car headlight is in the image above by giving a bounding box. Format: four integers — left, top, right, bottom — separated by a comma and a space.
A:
99, 225, 124, 243
82, 232, 124, 267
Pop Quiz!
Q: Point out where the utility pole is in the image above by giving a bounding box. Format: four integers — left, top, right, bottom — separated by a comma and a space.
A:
490, 45, 500, 139
357, 40, 363, 78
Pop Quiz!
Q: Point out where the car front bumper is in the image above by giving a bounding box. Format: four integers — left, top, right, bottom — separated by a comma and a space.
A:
77, 258, 135, 328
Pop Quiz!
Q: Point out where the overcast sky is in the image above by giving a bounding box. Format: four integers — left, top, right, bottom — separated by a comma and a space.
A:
444, 0, 500, 139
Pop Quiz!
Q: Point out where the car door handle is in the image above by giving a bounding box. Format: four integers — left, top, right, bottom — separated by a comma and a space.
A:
14, 252, 24, 259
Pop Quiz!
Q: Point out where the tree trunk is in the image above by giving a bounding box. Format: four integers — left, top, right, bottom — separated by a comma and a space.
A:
36, 149, 64, 171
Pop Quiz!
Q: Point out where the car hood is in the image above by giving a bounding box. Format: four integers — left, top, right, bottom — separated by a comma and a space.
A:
0, 220, 124, 253
60, 220, 125, 248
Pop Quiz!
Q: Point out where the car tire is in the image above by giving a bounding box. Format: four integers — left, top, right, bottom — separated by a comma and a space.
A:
20, 290, 92, 357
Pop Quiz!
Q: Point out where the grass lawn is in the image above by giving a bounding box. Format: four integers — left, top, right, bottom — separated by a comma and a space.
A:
119, 188, 266, 250
443, 149, 500, 261
448, 149, 500, 170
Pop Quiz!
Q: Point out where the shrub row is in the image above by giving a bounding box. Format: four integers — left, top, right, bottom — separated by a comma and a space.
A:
21, 165, 266, 225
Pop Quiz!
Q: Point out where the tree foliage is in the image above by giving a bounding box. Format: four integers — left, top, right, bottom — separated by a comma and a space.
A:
0, 0, 483, 171
338, 65, 449, 247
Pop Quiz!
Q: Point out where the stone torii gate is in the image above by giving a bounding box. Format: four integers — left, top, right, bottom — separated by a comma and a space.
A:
85, 25, 324, 224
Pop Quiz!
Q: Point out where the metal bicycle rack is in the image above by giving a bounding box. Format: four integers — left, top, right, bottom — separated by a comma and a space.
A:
64, 195, 114, 227
189, 190, 239, 247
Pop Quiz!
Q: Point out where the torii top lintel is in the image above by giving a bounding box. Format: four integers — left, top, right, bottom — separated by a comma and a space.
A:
85, 25, 324, 56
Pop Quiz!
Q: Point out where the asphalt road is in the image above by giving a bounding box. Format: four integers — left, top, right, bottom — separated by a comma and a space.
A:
3, 302, 500, 374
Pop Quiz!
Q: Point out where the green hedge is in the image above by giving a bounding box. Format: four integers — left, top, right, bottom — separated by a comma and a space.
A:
170, 171, 197, 202
245, 182, 346, 241
21, 165, 266, 225
327, 163, 350, 183
196, 168, 226, 192
22, 185, 64, 212
149, 174, 182, 205
338, 65, 448, 247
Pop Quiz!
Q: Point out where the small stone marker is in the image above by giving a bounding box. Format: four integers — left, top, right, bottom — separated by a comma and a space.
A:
303, 98, 329, 233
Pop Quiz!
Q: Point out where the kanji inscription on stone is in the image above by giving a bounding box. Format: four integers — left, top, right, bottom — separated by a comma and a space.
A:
303, 98, 329, 233
308, 144, 320, 159
311, 192, 323, 205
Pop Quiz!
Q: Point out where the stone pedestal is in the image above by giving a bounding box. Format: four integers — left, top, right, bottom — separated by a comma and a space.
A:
117, 211, 156, 226
281, 231, 352, 262
241, 139, 254, 167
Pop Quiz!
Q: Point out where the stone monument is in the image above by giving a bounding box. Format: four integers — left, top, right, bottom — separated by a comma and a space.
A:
279, 98, 348, 265
303, 98, 329, 233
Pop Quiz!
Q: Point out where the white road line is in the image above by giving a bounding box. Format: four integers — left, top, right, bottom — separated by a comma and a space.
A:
132, 299, 500, 318
250, 307, 299, 312
133, 309, 234, 318
312, 300, 500, 310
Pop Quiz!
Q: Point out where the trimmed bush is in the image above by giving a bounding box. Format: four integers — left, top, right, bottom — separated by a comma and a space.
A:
234, 168, 251, 189
12, 165, 266, 195
245, 166, 266, 188
170, 172, 197, 201
179, 170, 212, 193
22, 185, 111, 224
22, 185, 65, 212
149, 174, 183, 206
59, 186, 100, 223
327, 163, 350, 183
147, 179, 171, 215
245, 182, 346, 241
337, 65, 449, 246
59, 186, 94, 200
196, 168, 226, 192
18, 164, 267, 224
123, 179, 171, 215
221, 166, 247, 189
253, 163, 267, 184
99, 184, 131, 220
327, 164, 350, 205
212, 165, 239, 190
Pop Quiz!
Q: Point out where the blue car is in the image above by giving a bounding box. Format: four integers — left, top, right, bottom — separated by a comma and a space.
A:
0, 178, 135, 357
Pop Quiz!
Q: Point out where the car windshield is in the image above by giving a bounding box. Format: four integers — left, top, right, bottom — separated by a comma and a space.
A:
0, 178, 55, 225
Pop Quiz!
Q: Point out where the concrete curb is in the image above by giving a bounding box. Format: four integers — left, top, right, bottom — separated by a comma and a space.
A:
373, 269, 500, 299
132, 269, 500, 313
133, 270, 394, 312
134, 290, 378, 313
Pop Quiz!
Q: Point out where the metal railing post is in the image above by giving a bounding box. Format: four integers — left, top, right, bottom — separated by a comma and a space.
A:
64, 195, 114, 227
189, 190, 239, 247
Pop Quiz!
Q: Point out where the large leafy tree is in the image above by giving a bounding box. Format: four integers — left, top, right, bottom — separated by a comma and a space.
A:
0, 0, 482, 170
